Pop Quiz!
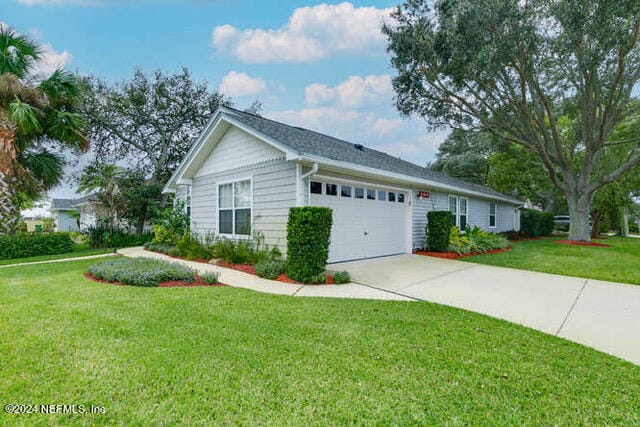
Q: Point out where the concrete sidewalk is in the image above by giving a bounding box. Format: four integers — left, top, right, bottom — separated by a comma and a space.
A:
333, 254, 640, 366
118, 247, 640, 366
117, 247, 410, 301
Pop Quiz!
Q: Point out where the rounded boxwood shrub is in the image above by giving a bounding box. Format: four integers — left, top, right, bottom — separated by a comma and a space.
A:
285, 207, 333, 283
521, 209, 555, 237
426, 211, 453, 252
332, 271, 351, 284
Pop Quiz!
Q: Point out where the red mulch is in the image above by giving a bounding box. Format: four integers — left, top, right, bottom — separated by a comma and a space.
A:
554, 240, 610, 247
414, 246, 512, 260
215, 260, 322, 284
84, 273, 227, 287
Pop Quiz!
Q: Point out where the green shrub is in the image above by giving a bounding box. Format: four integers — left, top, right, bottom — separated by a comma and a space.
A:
427, 211, 453, 252
309, 272, 327, 284
0, 232, 75, 260
87, 225, 152, 248
285, 207, 333, 283
332, 271, 351, 284
152, 224, 179, 245
209, 235, 280, 265
152, 201, 190, 238
201, 271, 220, 285
144, 242, 177, 255
449, 226, 509, 255
176, 234, 211, 260
254, 259, 285, 280
88, 257, 195, 287
521, 209, 554, 237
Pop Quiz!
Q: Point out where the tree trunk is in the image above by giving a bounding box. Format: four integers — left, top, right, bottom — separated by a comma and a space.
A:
136, 213, 146, 236
591, 210, 602, 239
0, 116, 19, 235
622, 207, 629, 237
567, 192, 593, 241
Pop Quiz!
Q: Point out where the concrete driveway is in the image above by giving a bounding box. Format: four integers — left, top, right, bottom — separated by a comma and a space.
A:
332, 254, 640, 365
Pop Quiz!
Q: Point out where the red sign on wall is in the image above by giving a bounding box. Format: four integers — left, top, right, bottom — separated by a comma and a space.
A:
418, 191, 430, 199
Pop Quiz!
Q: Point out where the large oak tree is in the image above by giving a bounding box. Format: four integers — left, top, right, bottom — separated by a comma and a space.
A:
384, 0, 640, 241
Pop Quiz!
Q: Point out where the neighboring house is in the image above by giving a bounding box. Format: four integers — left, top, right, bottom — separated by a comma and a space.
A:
49, 199, 80, 232
22, 217, 46, 232
164, 107, 522, 263
72, 194, 109, 232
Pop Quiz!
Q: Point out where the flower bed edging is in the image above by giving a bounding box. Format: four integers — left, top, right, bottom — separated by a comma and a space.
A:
414, 246, 512, 260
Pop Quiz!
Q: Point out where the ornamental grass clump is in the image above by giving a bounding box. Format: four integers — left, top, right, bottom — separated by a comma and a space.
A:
88, 257, 196, 287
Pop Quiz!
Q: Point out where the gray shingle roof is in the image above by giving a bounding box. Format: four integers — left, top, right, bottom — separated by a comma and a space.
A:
223, 107, 521, 204
50, 198, 76, 210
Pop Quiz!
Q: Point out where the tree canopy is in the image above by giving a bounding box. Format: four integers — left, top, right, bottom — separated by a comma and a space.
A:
384, 0, 640, 241
82, 68, 230, 185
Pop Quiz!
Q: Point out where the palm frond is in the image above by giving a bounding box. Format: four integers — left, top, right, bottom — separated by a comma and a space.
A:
0, 27, 42, 79
45, 110, 89, 150
8, 98, 42, 135
39, 69, 83, 107
13, 149, 65, 199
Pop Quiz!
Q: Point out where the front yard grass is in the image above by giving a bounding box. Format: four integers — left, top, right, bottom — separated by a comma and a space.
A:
462, 236, 640, 284
1, 259, 639, 424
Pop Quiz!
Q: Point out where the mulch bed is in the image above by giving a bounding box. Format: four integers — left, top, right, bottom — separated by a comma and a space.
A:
84, 273, 227, 287
215, 260, 335, 284
414, 246, 512, 260
554, 240, 610, 247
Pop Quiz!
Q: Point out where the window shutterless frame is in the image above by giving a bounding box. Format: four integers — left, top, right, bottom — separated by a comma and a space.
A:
489, 202, 497, 228
217, 178, 252, 237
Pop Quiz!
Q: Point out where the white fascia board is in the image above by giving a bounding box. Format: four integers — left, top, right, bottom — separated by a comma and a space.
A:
294, 155, 522, 206
162, 110, 224, 194
220, 114, 298, 159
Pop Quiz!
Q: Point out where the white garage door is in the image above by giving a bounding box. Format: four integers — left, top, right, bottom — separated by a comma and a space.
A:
309, 179, 409, 263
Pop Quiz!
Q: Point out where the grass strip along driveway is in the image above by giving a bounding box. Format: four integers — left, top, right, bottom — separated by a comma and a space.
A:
1, 259, 639, 425
463, 236, 640, 285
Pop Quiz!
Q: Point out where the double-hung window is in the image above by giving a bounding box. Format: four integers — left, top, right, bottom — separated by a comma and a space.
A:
449, 195, 458, 226
218, 179, 251, 235
459, 198, 468, 229
489, 202, 496, 228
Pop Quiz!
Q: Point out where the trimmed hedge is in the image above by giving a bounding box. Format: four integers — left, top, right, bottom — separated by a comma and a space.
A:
521, 209, 554, 237
88, 257, 196, 287
285, 207, 333, 283
426, 211, 453, 252
0, 232, 75, 260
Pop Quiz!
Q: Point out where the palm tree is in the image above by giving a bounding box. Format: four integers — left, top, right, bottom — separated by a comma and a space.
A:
0, 26, 87, 233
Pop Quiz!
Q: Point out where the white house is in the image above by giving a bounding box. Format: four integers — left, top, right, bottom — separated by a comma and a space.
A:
50, 194, 107, 232
164, 107, 522, 263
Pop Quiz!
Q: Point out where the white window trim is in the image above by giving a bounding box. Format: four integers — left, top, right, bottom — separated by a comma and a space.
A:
489, 202, 497, 228
448, 194, 458, 226
217, 177, 253, 238
459, 197, 468, 229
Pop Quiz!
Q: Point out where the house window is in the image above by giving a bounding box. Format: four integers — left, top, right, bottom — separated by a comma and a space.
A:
489, 202, 496, 228
185, 186, 192, 218
326, 183, 338, 196
341, 185, 352, 197
310, 181, 322, 194
355, 187, 364, 199
218, 179, 251, 235
367, 189, 376, 200
388, 192, 396, 202
378, 191, 386, 201
398, 193, 405, 203
449, 195, 458, 226
459, 198, 468, 229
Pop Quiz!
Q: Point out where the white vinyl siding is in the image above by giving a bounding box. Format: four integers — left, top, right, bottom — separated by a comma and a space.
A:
191, 160, 296, 254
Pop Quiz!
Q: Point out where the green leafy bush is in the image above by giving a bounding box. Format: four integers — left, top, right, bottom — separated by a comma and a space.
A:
152, 224, 179, 245
449, 226, 509, 255
0, 232, 75, 260
254, 259, 285, 279
332, 271, 351, 284
521, 209, 554, 237
201, 271, 219, 285
176, 234, 211, 260
87, 224, 152, 248
209, 234, 281, 265
88, 257, 195, 287
285, 207, 333, 283
427, 211, 453, 252
151, 201, 190, 243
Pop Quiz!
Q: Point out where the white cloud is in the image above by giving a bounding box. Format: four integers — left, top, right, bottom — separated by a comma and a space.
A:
219, 71, 266, 97
373, 118, 402, 137
211, 2, 392, 63
305, 74, 393, 108
0, 22, 72, 78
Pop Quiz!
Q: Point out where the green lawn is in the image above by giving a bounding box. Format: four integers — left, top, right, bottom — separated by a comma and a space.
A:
463, 236, 640, 285
0, 247, 110, 266
1, 260, 639, 425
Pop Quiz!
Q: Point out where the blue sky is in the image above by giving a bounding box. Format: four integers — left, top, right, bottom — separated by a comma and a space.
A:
4, 0, 449, 203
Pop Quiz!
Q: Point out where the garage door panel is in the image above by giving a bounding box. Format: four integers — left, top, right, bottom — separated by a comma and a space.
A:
310, 180, 409, 263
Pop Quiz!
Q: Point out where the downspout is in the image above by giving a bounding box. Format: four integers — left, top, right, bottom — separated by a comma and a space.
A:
297, 163, 318, 207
